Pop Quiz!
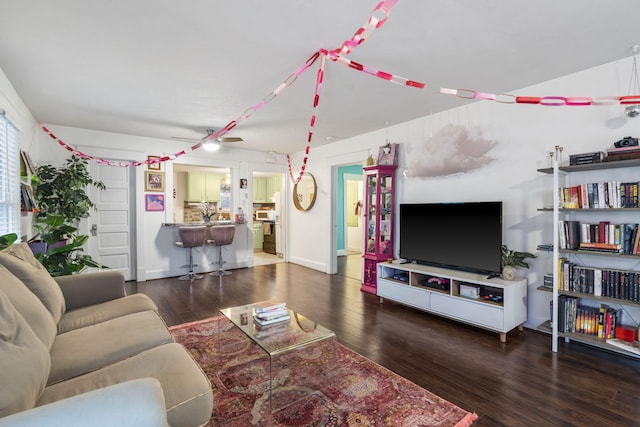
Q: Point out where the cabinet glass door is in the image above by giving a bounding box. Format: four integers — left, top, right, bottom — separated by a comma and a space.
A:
365, 174, 378, 255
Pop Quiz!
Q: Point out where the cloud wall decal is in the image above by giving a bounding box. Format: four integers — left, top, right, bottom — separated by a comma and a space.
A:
405, 124, 497, 178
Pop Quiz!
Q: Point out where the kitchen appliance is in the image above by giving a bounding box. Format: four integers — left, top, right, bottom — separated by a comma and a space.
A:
256, 210, 276, 221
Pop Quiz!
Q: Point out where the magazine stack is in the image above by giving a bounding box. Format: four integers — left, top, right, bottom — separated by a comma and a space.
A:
253, 300, 290, 327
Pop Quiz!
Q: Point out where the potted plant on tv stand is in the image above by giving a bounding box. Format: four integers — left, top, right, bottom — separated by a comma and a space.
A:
501, 244, 536, 280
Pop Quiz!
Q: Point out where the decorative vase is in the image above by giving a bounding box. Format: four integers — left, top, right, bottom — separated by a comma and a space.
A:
203, 216, 211, 223
502, 265, 517, 281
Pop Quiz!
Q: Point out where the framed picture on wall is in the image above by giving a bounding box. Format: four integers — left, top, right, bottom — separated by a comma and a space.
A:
147, 155, 161, 170
377, 142, 398, 165
145, 194, 165, 211
144, 171, 165, 192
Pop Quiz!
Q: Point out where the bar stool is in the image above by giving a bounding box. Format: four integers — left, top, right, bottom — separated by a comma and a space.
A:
207, 225, 236, 276
175, 226, 207, 281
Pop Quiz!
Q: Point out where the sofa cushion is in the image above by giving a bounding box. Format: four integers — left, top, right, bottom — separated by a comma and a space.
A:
48, 311, 174, 385
58, 293, 158, 334
0, 265, 56, 350
0, 288, 50, 418
38, 343, 213, 427
0, 243, 65, 323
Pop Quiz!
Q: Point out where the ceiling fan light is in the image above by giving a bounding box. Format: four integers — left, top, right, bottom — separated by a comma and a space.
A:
202, 140, 221, 152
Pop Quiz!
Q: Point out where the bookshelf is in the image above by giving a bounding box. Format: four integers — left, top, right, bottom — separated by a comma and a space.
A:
361, 164, 396, 294
538, 160, 640, 358
19, 150, 37, 214
377, 262, 527, 342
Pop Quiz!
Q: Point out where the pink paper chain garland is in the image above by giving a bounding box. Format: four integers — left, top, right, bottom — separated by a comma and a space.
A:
43, 0, 640, 181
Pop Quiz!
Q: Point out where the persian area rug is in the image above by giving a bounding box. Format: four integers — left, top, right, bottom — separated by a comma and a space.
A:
170, 316, 477, 427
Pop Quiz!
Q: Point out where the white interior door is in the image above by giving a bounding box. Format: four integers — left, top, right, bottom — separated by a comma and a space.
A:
86, 162, 135, 280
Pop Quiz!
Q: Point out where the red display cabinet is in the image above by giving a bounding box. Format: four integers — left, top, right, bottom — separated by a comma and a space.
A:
361, 164, 396, 294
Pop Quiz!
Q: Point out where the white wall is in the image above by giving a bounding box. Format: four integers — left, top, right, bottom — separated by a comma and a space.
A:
28, 123, 288, 280
290, 56, 640, 329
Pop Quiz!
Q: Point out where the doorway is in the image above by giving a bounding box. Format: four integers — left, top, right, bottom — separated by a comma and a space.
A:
336, 165, 363, 280
86, 158, 136, 281
252, 171, 285, 266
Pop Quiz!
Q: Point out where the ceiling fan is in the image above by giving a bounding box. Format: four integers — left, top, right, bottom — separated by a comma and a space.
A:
171, 129, 243, 151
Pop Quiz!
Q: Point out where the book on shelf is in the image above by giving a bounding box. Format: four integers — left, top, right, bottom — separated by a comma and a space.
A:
253, 299, 286, 313
558, 262, 640, 302
20, 183, 38, 212
253, 313, 291, 327
557, 297, 621, 338
558, 181, 639, 209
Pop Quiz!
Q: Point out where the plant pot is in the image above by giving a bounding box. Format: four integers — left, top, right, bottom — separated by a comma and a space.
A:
28, 239, 68, 256
28, 241, 48, 256
502, 265, 517, 281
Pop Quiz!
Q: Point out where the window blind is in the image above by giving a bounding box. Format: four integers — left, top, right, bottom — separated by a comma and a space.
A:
0, 113, 20, 236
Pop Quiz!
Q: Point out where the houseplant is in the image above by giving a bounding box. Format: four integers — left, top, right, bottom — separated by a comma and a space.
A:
32, 154, 106, 222
31, 214, 105, 276
0, 233, 18, 250
199, 202, 217, 223
29, 155, 107, 274
501, 244, 536, 280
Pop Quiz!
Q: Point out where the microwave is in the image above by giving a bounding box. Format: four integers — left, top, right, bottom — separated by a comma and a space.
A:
256, 210, 276, 221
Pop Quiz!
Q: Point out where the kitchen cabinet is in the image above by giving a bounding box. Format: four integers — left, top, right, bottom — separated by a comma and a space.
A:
186, 172, 224, 202
265, 175, 281, 201
205, 174, 221, 201
253, 176, 282, 203
186, 172, 206, 201
253, 222, 264, 250
253, 177, 267, 202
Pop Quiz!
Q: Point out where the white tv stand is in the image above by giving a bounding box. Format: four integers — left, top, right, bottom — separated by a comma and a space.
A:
377, 262, 527, 342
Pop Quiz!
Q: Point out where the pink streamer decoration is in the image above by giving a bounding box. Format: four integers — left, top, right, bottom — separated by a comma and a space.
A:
45, 0, 638, 182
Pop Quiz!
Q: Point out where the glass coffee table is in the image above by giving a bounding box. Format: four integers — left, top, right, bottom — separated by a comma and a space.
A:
219, 302, 335, 409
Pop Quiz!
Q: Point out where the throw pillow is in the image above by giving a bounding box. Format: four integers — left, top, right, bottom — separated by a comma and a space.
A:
0, 265, 57, 350
0, 287, 51, 417
0, 243, 66, 324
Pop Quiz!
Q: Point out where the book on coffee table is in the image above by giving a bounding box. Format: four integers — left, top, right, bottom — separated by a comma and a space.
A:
255, 307, 288, 321
254, 299, 286, 313
253, 313, 291, 327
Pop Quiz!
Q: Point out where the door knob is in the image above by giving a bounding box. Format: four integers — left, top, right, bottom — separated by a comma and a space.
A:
91, 224, 98, 236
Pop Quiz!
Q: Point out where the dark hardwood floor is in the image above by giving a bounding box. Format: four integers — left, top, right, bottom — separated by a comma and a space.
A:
127, 263, 640, 426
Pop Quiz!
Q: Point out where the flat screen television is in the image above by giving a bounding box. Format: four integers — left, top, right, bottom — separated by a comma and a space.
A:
399, 202, 503, 277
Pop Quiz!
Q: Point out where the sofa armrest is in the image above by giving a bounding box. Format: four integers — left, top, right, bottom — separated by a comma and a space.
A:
0, 378, 169, 427
54, 270, 126, 311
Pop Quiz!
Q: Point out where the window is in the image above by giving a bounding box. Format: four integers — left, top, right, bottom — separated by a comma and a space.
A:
0, 113, 20, 236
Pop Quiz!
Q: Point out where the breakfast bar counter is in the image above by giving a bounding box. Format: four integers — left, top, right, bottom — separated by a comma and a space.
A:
147, 222, 251, 280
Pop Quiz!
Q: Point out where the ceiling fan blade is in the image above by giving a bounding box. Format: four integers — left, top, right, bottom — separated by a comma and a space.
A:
219, 137, 243, 143
170, 136, 203, 143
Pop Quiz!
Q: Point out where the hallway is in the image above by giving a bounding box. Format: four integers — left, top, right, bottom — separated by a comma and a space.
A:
337, 251, 362, 281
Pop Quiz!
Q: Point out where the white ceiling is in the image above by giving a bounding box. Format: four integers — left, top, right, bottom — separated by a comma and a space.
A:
1, 1, 639, 154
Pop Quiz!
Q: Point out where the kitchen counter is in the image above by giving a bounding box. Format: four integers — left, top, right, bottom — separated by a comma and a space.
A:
162, 221, 237, 227
148, 222, 250, 280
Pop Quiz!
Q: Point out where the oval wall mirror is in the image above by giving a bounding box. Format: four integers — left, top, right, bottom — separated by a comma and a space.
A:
293, 173, 317, 211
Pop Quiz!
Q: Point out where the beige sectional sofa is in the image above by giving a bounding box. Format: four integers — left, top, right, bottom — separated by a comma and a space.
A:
0, 243, 213, 427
